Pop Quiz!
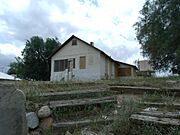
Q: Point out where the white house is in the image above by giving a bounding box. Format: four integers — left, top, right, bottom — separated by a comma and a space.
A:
49, 35, 138, 81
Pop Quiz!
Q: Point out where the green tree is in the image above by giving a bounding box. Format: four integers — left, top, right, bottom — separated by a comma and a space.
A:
8, 36, 60, 80
134, 0, 180, 74
7, 57, 24, 78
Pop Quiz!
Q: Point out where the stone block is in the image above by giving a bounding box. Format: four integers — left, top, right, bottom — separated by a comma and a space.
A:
0, 84, 27, 135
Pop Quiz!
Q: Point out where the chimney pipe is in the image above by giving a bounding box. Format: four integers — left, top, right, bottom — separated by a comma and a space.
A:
90, 42, 94, 46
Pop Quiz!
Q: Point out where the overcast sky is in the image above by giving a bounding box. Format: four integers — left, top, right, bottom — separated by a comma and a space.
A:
0, 0, 145, 72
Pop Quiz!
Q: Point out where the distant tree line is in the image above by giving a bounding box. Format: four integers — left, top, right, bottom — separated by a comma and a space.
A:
8, 36, 60, 80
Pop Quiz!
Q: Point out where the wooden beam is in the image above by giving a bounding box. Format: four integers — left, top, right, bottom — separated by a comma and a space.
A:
49, 96, 116, 108
139, 111, 180, 118
140, 102, 180, 109
130, 114, 180, 126
41, 89, 109, 100
110, 86, 160, 94
109, 86, 180, 96
52, 117, 114, 132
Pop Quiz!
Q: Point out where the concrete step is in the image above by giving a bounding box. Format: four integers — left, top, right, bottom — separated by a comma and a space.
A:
49, 96, 116, 108
52, 116, 114, 133
41, 89, 110, 100
138, 111, 180, 118
110, 86, 180, 96
140, 102, 180, 109
130, 114, 180, 126
110, 86, 159, 94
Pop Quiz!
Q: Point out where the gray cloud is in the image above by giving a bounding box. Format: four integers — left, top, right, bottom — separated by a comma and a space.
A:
96, 39, 139, 63
0, 0, 140, 71
0, 0, 80, 71
0, 0, 79, 45
0, 53, 15, 72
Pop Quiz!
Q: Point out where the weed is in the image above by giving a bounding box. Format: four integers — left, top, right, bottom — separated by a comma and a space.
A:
135, 123, 180, 135
43, 128, 53, 135
168, 127, 180, 135
24, 86, 47, 103
110, 97, 139, 135
141, 91, 177, 104
52, 103, 115, 122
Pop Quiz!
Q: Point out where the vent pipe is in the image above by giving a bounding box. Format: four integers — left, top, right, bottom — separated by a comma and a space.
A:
90, 42, 94, 46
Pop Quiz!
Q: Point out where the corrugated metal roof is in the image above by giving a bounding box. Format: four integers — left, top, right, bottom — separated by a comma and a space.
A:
0, 72, 21, 80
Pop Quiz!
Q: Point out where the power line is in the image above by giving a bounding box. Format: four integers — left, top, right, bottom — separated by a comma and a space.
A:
119, 34, 136, 41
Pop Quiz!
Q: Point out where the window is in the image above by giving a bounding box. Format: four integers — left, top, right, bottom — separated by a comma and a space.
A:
54, 60, 60, 72
79, 56, 86, 69
68, 58, 75, 70
73, 58, 75, 68
54, 58, 75, 72
72, 39, 77, 45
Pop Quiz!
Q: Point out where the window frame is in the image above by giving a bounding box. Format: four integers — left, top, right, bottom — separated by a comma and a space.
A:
54, 58, 75, 72
79, 56, 86, 69
72, 39, 77, 45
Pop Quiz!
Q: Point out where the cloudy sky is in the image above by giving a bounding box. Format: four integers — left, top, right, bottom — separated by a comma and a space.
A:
0, 0, 145, 72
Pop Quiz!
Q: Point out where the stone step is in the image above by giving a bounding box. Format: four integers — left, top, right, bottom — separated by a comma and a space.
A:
130, 114, 180, 126
140, 102, 180, 109
49, 96, 116, 108
52, 116, 114, 133
41, 89, 110, 100
138, 111, 180, 118
110, 86, 180, 96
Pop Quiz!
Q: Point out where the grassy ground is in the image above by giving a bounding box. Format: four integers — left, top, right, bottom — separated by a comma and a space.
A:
1, 76, 180, 134
107, 97, 180, 135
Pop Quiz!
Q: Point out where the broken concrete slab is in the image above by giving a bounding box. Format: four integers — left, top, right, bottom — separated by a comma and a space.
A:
130, 114, 180, 126
139, 111, 180, 118
49, 96, 116, 108
110, 86, 180, 96
52, 117, 114, 132
0, 84, 27, 135
41, 89, 109, 100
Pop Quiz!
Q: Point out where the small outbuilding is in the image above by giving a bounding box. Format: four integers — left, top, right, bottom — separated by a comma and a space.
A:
0, 72, 21, 80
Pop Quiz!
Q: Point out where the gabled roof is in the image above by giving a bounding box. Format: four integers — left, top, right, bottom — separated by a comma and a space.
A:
114, 60, 139, 70
0, 72, 21, 80
49, 35, 114, 61
49, 35, 138, 70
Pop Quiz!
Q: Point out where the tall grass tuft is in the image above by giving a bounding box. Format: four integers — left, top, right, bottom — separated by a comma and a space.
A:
110, 98, 139, 135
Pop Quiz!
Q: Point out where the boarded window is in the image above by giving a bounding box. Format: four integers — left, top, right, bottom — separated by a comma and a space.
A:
117, 68, 131, 76
79, 56, 86, 69
72, 39, 77, 45
54, 58, 75, 72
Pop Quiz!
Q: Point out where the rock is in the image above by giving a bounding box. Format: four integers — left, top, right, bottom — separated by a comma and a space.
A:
102, 115, 108, 119
144, 107, 158, 111
81, 129, 97, 135
66, 131, 73, 135
113, 110, 118, 115
40, 117, 53, 129
38, 106, 51, 118
29, 131, 41, 135
35, 103, 39, 109
26, 112, 39, 129
166, 80, 177, 84
0, 84, 27, 135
